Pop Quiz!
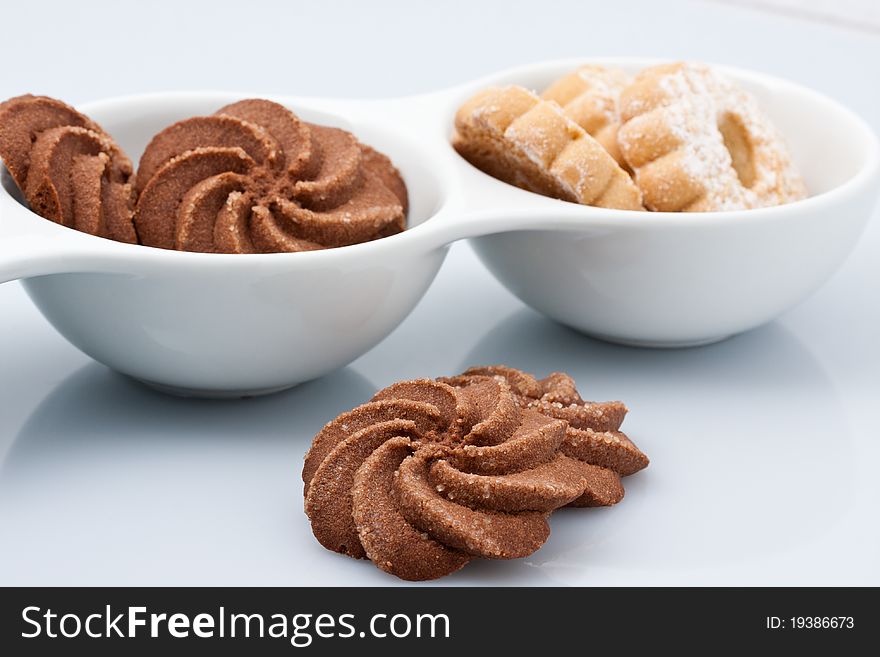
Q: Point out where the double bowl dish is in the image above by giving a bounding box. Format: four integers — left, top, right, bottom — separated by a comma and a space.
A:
1, 58, 878, 396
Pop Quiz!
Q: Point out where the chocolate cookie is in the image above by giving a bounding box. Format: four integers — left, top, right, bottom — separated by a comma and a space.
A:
0, 94, 136, 242
0, 94, 408, 253
134, 99, 408, 253
302, 366, 649, 580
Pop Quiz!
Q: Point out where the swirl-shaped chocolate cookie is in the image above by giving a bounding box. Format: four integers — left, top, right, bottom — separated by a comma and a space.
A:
302, 366, 648, 580
134, 99, 408, 253
0, 94, 136, 242
1, 94, 408, 252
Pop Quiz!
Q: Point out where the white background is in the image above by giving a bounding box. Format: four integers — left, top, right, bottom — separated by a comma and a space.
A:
0, 0, 878, 585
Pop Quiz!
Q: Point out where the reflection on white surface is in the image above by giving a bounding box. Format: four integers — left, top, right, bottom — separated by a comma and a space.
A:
458, 310, 854, 582
0, 365, 381, 585
0, 302, 867, 586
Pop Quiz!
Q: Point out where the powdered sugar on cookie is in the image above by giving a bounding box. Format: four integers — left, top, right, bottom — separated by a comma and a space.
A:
618, 62, 806, 211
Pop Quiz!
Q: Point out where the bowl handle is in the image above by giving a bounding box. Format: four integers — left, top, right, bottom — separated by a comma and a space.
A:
418, 177, 622, 250
0, 183, 115, 285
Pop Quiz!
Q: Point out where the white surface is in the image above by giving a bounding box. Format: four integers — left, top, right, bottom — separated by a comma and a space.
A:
0, 0, 878, 585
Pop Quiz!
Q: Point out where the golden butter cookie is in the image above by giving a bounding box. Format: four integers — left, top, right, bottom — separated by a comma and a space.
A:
453, 85, 642, 210
541, 65, 631, 166
617, 62, 807, 211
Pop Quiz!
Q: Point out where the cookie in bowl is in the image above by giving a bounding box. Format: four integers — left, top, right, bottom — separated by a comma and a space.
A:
541, 64, 631, 168
452, 85, 643, 210
0, 95, 409, 252
617, 62, 807, 211
0, 94, 137, 243
452, 61, 807, 213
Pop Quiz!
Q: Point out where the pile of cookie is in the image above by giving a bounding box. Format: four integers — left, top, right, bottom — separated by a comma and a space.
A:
302, 365, 648, 581
0, 95, 407, 252
453, 62, 807, 212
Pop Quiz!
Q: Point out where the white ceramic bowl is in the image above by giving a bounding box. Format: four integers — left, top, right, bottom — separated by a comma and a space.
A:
460, 60, 880, 347
1, 59, 877, 395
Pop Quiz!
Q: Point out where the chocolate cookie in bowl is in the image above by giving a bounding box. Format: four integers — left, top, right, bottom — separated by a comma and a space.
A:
302, 365, 648, 581
0, 95, 409, 253
0, 94, 137, 243
134, 99, 408, 253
